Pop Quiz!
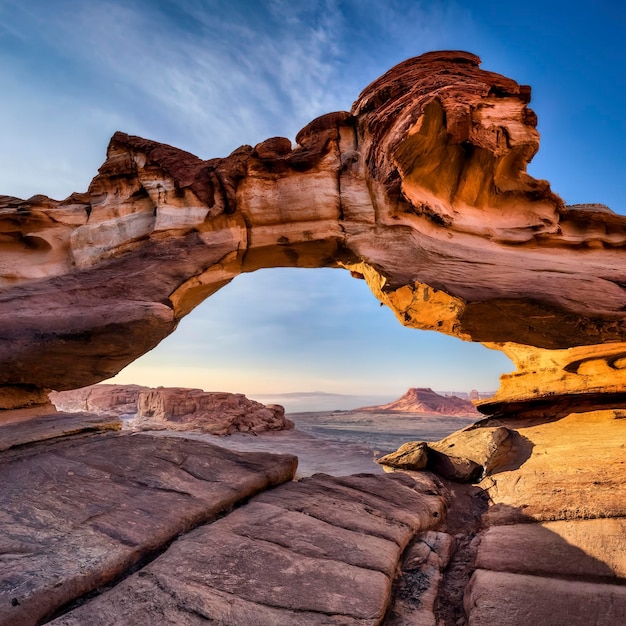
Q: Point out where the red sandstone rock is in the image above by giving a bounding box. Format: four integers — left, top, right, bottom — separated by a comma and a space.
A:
51, 473, 446, 626
49, 384, 143, 416
465, 569, 626, 626
50, 384, 293, 435
3, 50, 626, 625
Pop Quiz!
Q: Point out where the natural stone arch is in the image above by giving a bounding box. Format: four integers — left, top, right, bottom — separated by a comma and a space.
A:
2, 50, 626, 410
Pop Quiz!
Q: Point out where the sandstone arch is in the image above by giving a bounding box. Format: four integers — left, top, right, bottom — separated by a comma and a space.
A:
2, 50, 626, 410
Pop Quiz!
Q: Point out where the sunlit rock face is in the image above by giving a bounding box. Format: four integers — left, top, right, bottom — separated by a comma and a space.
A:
1, 50, 625, 409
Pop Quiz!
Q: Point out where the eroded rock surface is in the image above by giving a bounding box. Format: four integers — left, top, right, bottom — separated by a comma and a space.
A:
0, 432, 296, 625
49, 384, 144, 417
377, 407, 626, 624
2, 51, 625, 409
0, 410, 121, 452
461, 409, 626, 625
50, 473, 446, 626
2, 50, 626, 625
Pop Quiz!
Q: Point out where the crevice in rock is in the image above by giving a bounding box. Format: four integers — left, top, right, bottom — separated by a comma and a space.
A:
434, 481, 490, 625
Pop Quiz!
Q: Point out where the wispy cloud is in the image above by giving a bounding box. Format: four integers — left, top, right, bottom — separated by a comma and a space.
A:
0, 0, 473, 198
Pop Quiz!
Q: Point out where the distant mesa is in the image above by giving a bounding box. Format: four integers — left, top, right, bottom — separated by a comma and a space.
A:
358, 387, 481, 417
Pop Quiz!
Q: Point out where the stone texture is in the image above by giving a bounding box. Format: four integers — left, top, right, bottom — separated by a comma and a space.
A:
384, 530, 455, 626
479, 410, 626, 521
49, 384, 144, 417
359, 387, 479, 416
461, 409, 626, 624
3, 49, 626, 625
50, 383, 293, 435
50, 473, 446, 625
378, 426, 515, 482
133, 387, 293, 435
2, 51, 626, 408
465, 569, 626, 626
429, 426, 515, 477
0, 433, 296, 625
478, 341, 626, 414
377, 440, 429, 470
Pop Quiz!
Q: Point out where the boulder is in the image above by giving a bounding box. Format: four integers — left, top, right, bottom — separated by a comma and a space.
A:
377, 426, 515, 482
377, 440, 429, 470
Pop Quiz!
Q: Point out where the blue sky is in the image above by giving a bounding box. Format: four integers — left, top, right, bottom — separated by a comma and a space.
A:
1, 1, 624, 404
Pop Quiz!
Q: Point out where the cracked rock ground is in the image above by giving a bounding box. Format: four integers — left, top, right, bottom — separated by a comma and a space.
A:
0, 422, 447, 626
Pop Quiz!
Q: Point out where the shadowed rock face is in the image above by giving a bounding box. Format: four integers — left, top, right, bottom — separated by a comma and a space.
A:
1, 50, 625, 409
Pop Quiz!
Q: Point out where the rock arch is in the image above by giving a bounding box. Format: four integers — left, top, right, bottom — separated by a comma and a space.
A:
2, 50, 626, 410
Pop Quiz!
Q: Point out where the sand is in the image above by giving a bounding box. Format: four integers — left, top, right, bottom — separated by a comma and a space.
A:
144, 410, 478, 479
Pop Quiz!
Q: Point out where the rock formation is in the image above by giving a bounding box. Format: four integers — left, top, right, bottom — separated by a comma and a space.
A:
1, 50, 626, 411
2, 50, 626, 624
359, 387, 480, 416
50, 384, 293, 435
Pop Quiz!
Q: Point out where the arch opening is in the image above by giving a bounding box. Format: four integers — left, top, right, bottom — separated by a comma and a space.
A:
108, 267, 514, 409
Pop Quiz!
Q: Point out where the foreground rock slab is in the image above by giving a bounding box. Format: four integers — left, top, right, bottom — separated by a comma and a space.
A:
465, 569, 626, 626
479, 409, 626, 521
52, 473, 446, 625
462, 408, 626, 625
0, 433, 296, 626
476, 519, 626, 581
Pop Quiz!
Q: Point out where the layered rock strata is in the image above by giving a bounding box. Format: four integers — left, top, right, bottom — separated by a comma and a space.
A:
1, 51, 625, 410
0, 430, 297, 625
134, 387, 292, 434
464, 408, 626, 625
380, 407, 626, 624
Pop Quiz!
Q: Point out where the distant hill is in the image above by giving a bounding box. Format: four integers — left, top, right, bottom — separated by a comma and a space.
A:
357, 387, 481, 417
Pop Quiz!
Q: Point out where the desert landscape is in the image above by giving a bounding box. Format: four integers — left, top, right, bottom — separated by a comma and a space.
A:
2, 47, 626, 626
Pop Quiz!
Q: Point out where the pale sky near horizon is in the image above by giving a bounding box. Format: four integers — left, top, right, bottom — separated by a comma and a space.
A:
1, 1, 624, 404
